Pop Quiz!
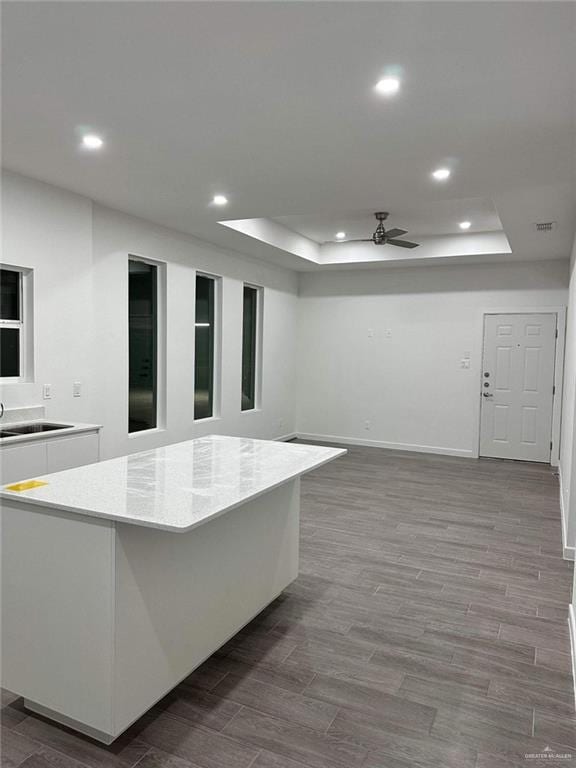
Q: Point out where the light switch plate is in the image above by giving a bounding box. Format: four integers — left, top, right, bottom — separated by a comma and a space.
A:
73, 381, 81, 397
42, 384, 52, 400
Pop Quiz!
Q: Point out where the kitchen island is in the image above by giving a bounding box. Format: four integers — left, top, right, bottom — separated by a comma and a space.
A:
1, 435, 345, 743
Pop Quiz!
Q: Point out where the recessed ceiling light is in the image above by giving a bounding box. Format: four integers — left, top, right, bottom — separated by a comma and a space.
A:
431, 168, 451, 181
212, 194, 228, 206
81, 134, 104, 150
459, 221, 471, 230
374, 77, 400, 96
335, 231, 346, 240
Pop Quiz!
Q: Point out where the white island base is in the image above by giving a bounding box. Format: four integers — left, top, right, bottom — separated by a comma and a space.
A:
1, 436, 345, 743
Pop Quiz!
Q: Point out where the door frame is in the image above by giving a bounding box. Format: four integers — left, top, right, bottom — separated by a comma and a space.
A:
474, 306, 566, 466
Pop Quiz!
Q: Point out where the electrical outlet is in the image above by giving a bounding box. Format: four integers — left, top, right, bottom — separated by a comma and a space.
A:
364, 420, 371, 430
73, 381, 81, 397
42, 384, 52, 400
384, 329, 392, 338
461, 359, 470, 369
367, 328, 374, 338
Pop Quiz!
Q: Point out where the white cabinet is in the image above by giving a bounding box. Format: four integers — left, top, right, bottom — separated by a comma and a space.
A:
0, 431, 100, 485
1, 442, 47, 485
46, 433, 100, 474
1, 480, 299, 743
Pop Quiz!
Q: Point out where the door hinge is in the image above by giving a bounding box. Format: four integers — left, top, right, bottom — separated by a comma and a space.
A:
555, 329, 558, 338
553, 385, 556, 395
550, 441, 553, 450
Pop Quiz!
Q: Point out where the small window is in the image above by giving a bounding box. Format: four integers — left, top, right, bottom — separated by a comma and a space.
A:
129, 259, 158, 433
241, 285, 260, 411
0, 328, 20, 378
0, 267, 27, 380
194, 274, 216, 420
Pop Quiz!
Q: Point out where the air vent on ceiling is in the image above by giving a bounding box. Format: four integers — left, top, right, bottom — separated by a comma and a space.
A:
534, 221, 557, 232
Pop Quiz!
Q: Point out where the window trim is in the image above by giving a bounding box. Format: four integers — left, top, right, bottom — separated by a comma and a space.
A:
127, 255, 166, 437
194, 271, 222, 422
0, 264, 34, 384
241, 283, 263, 413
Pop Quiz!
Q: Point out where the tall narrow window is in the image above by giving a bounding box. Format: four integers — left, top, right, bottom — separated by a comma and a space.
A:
241, 285, 259, 411
195, 274, 215, 420
129, 259, 157, 433
0, 268, 24, 379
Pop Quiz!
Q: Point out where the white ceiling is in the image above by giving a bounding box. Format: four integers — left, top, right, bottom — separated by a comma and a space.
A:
2, 2, 575, 271
272, 198, 502, 243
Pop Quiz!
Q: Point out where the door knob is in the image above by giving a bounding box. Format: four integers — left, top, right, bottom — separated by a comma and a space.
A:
482, 392, 493, 398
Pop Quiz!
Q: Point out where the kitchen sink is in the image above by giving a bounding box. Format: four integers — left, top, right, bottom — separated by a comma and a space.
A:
0, 422, 70, 437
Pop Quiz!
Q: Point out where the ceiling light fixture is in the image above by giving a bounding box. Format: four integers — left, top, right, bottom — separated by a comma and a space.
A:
81, 134, 104, 150
432, 168, 451, 181
335, 232, 346, 240
459, 221, 471, 230
212, 194, 228, 206
374, 77, 400, 96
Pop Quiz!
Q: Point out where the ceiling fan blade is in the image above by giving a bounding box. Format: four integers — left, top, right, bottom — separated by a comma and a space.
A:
342, 238, 374, 243
383, 228, 407, 239
387, 238, 419, 248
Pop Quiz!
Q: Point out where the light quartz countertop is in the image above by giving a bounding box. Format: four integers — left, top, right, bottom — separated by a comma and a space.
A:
0, 435, 345, 532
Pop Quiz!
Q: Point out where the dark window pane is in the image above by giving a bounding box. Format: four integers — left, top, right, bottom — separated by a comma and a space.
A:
0, 328, 20, 377
0, 269, 21, 321
194, 275, 215, 420
129, 260, 157, 433
242, 286, 258, 411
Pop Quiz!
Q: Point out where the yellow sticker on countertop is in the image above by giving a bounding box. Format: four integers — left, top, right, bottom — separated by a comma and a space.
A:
4, 480, 48, 492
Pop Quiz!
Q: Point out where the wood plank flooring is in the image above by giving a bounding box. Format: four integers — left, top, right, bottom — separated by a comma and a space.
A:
2, 443, 575, 768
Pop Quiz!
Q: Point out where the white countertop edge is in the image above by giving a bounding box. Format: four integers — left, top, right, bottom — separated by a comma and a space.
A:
0, 445, 346, 533
0, 422, 102, 446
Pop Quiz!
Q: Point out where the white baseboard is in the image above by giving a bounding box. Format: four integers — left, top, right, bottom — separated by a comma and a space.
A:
559, 466, 576, 561
295, 432, 474, 458
275, 432, 298, 443
569, 605, 576, 710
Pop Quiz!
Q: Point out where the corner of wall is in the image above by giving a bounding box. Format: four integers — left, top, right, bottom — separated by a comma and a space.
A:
560, 234, 576, 559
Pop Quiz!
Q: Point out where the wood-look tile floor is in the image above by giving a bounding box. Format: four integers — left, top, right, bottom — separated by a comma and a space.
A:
2, 444, 575, 768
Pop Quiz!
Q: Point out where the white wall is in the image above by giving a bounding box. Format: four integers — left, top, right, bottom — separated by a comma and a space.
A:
91, 205, 298, 459
561, 234, 576, 555
1, 169, 572, 475
297, 261, 568, 457
562, 235, 576, 680
1, 171, 298, 459
1, 172, 95, 421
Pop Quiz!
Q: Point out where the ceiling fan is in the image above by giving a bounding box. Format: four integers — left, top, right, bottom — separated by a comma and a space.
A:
343, 212, 419, 248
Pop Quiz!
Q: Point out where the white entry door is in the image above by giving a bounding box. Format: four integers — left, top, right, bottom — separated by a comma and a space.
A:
480, 313, 556, 462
